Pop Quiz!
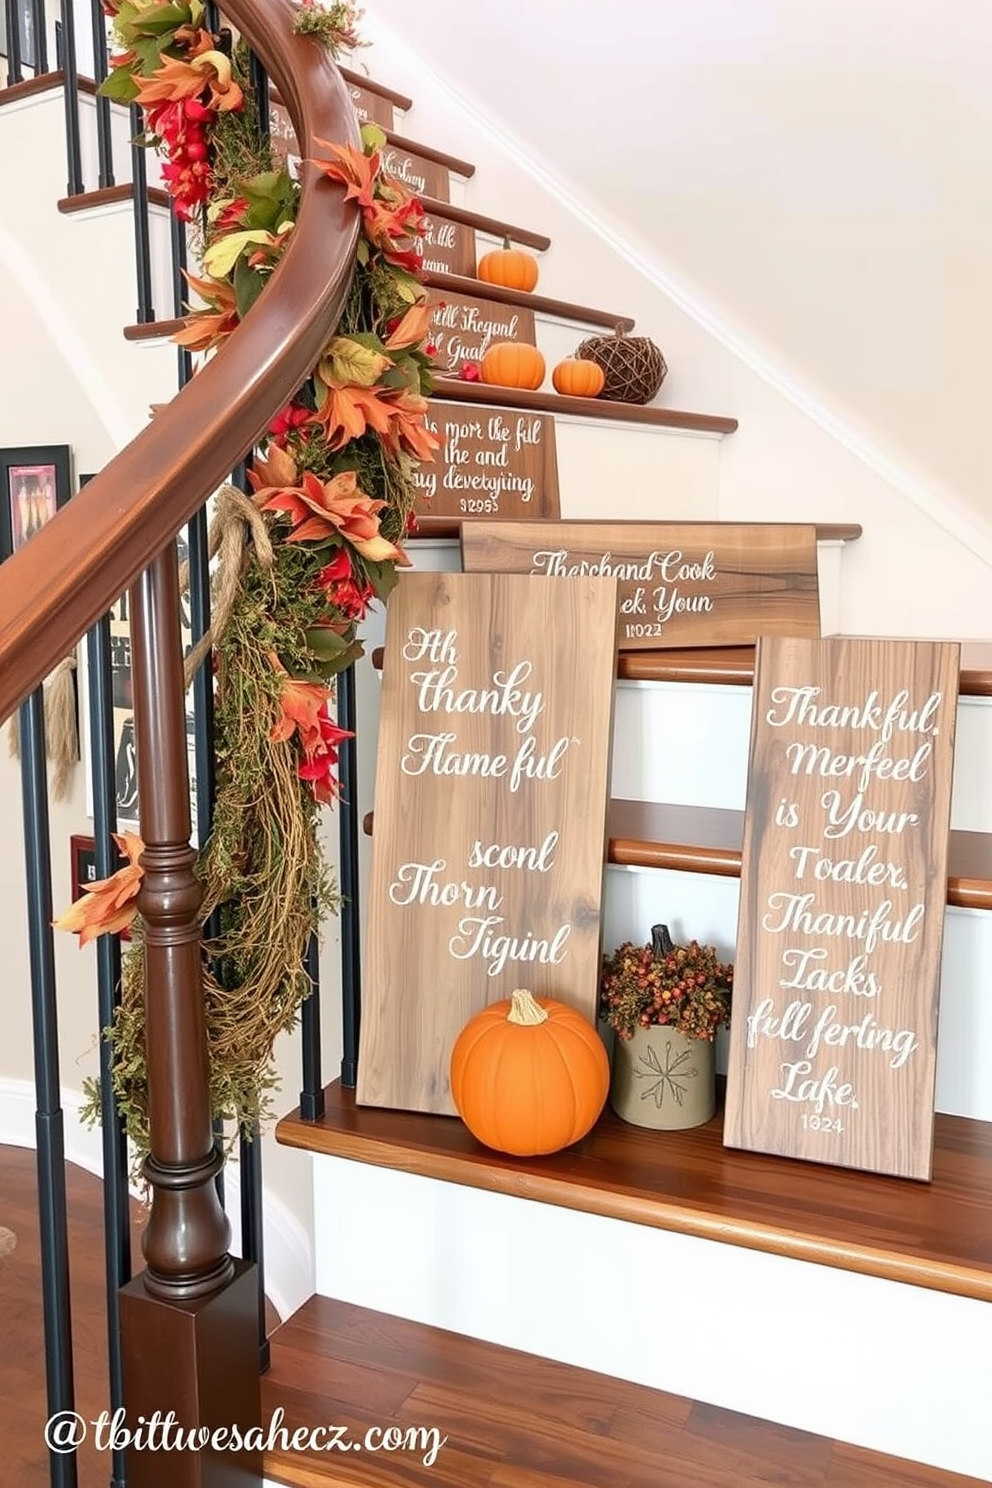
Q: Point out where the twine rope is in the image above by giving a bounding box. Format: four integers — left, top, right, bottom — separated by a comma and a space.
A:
180, 484, 274, 687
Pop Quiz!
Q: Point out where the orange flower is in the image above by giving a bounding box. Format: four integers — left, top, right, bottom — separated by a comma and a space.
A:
134, 50, 243, 112
53, 833, 145, 947
261, 470, 409, 563
173, 271, 240, 353
310, 383, 397, 450
309, 140, 379, 208
268, 655, 330, 753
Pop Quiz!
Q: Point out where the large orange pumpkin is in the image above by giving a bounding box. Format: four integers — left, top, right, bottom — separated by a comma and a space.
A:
477, 237, 539, 293
480, 341, 546, 390
450, 989, 610, 1156
552, 358, 606, 398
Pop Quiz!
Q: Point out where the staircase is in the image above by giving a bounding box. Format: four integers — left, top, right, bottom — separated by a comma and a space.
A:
3, 10, 992, 1488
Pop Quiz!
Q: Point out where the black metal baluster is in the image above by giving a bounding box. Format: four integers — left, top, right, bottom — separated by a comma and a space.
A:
249, 50, 269, 138
129, 103, 154, 322
58, 0, 83, 194
28, 0, 46, 70
300, 931, 323, 1118
337, 663, 361, 1088
85, 616, 131, 1488
20, 688, 77, 1488
238, 1129, 269, 1371
171, 210, 192, 388
4, 0, 24, 84
89, 0, 114, 188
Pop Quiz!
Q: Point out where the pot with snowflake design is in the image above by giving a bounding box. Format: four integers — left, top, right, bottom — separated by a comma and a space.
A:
599, 924, 732, 1130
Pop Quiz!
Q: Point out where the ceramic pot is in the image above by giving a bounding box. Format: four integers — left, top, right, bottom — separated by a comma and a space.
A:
610, 1025, 716, 1130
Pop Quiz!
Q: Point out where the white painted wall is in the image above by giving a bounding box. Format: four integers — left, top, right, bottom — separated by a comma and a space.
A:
359, 5, 992, 638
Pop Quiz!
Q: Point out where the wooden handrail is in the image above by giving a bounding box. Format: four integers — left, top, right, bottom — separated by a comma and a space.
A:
0, 0, 361, 724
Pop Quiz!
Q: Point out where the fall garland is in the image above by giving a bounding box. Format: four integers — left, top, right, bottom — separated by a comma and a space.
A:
57, 0, 438, 1152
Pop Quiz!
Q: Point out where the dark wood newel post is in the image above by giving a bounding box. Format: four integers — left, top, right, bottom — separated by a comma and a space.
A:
120, 543, 262, 1488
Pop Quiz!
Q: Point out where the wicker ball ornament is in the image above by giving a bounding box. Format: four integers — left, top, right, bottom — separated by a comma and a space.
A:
575, 327, 668, 404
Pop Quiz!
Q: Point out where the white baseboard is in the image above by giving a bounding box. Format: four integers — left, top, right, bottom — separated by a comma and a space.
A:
0, 1077, 313, 1321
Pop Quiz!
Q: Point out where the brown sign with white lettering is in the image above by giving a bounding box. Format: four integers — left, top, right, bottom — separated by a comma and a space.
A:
381, 141, 450, 202
414, 401, 559, 522
461, 522, 820, 648
347, 81, 393, 128
723, 636, 960, 1181
357, 571, 619, 1116
427, 291, 537, 376
416, 211, 475, 276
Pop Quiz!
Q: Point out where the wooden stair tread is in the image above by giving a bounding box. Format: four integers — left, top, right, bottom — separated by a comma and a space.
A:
422, 269, 634, 331
426, 377, 735, 433
619, 641, 992, 696
0, 69, 64, 105
58, 182, 170, 214
260, 1296, 986, 1487
338, 65, 412, 112
418, 197, 550, 251
358, 799, 992, 911
278, 1084, 992, 1304
607, 798, 992, 910
384, 128, 475, 178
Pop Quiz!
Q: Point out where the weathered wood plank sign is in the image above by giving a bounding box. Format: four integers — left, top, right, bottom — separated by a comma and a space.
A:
723, 636, 960, 1180
427, 290, 536, 375
357, 571, 619, 1116
413, 401, 560, 522
381, 142, 450, 202
345, 81, 393, 129
415, 211, 475, 276
461, 522, 820, 648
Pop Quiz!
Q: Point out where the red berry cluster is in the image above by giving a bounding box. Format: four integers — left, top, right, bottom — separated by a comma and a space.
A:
149, 95, 215, 219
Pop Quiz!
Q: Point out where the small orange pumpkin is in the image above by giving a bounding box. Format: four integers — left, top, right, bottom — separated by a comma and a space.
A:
477, 237, 539, 293
552, 358, 606, 398
450, 988, 610, 1156
480, 341, 546, 391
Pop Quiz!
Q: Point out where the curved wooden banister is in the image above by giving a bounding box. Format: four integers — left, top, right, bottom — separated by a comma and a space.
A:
0, 0, 362, 724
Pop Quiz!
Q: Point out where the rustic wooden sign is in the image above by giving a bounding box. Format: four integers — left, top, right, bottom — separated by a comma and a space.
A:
413, 401, 560, 522
415, 210, 475, 276
461, 522, 821, 648
268, 100, 302, 172
427, 290, 537, 376
357, 571, 619, 1116
381, 141, 450, 202
345, 81, 393, 129
723, 636, 960, 1180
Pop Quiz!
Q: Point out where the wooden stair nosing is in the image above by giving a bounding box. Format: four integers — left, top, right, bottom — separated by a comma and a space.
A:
277, 1084, 992, 1306
418, 196, 551, 252
359, 799, 992, 913
422, 269, 634, 331
429, 377, 734, 433
338, 64, 412, 112
384, 127, 475, 178
0, 69, 64, 105
58, 182, 170, 214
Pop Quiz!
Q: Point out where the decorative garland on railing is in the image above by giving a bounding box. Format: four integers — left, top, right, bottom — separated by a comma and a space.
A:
56, 0, 437, 1154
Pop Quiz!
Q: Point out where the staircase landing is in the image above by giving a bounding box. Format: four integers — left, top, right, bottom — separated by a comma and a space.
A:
261, 1295, 984, 1487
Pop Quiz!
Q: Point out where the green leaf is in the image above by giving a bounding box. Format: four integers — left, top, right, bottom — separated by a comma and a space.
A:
363, 560, 401, 603
361, 123, 387, 152
319, 336, 391, 389
233, 258, 267, 320
202, 230, 274, 279
130, 2, 193, 35
98, 67, 139, 103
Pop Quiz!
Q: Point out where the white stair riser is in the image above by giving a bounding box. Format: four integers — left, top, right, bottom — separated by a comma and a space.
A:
311, 1158, 992, 1483
612, 681, 992, 834
606, 865, 992, 1124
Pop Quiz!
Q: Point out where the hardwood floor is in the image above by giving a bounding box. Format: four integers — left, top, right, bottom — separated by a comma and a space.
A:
2, 1143, 984, 1487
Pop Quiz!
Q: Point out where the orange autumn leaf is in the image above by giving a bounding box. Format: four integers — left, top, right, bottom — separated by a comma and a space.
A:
268, 654, 330, 753
134, 50, 243, 112
247, 441, 299, 495
53, 833, 145, 947
261, 470, 409, 563
173, 271, 239, 353
309, 140, 379, 209
384, 300, 433, 351
310, 383, 397, 451
378, 389, 441, 462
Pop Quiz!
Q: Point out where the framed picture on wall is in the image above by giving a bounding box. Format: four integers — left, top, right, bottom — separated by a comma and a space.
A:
0, 445, 71, 559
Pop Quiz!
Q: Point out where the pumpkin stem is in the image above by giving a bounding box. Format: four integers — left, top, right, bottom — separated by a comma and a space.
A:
507, 988, 548, 1026
502, 235, 512, 250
